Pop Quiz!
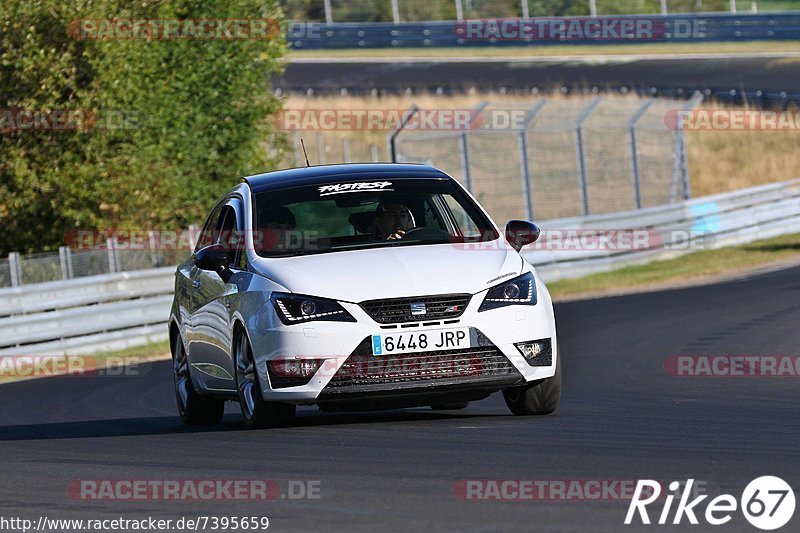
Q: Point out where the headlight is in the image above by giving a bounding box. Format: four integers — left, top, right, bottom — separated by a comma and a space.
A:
271, 293, 356, 325
478, 272, 537, 312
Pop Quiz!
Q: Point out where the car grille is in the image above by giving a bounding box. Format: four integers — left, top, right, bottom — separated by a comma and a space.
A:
320, 335, 522, 395
359, 294, 471, 324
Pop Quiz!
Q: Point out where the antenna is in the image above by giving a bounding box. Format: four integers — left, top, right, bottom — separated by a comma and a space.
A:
300, 138, 311, 167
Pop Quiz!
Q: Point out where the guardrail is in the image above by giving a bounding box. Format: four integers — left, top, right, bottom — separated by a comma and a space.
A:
288, 13, 800, 49
526, 178, 800, 280
1, 178, 799, 356
0, 268, 175, 356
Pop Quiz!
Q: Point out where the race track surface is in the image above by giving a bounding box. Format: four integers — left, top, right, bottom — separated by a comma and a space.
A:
276, 55, 800, 103
1, 265, 799, 532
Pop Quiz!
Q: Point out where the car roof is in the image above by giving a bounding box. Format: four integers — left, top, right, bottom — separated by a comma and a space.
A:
243, 163, 452, 193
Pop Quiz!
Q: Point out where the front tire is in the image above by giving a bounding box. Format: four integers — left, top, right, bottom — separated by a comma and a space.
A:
172, 334, 225, 425
234, 330, 296, 429
503, 353, 561, 416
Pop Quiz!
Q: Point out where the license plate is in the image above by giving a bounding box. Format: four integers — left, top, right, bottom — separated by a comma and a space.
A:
371, 328, 470, 356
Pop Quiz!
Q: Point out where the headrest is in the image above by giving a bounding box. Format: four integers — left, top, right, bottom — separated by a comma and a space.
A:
349, 211, 377, 234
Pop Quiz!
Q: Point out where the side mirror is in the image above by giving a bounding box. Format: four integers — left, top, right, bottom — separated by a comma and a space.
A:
505, 220, 541, 252
194, 243, 232, 282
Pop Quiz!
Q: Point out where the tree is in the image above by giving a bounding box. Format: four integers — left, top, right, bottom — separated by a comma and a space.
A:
0, 0, 287, 256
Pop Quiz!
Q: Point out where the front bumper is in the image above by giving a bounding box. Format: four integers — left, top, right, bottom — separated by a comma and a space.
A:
245, 274, 558, 403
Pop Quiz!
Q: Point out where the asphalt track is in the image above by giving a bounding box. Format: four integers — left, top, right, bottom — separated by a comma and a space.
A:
276, 55, 800, 102
1, 264, 799, 532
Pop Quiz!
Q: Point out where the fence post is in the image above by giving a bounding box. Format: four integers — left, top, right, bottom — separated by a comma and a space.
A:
678, 127, 691, 200
388, 105, 420, 162
673, 91, 703, 201
370, 143, 379, 162
58, 246, 73, 280
459, 133, 472, 193
628, 99, 655, 209
107, 237, 118, 273
575, 97, 602, 216
316, 132, 326, 165
148, 230, 160, 267
521, 0, 530, 19
342, 138, 351, 163
517, 100, 548, 221
9, 252, 22, 287
459, 102, 489, 193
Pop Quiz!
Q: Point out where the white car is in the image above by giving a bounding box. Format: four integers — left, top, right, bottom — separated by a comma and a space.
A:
169, 163, 561, 428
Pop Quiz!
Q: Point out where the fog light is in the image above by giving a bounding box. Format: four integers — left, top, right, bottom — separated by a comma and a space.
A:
269, 358, 323, 377
515, 339, 552, 366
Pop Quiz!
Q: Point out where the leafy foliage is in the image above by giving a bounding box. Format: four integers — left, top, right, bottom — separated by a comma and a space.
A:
0, 0, 286, 255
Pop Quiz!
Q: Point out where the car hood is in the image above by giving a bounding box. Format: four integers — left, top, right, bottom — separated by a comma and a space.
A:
251, 243, 522, 302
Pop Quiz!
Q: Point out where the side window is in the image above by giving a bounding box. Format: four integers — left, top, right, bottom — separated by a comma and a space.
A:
443, 194, 482, 238
195, 203, 223, 252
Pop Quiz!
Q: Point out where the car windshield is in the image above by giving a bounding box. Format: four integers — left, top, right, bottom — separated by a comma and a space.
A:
252, 178, 499, 257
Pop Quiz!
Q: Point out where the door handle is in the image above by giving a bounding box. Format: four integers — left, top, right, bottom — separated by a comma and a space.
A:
192, 280, 201, 289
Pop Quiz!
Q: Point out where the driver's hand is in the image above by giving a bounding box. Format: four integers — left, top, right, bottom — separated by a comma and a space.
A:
387, 229, 405, 240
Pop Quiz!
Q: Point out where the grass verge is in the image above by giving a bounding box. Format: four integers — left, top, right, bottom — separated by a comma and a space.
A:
548, 232, 800, 299
0, 339, 171, 385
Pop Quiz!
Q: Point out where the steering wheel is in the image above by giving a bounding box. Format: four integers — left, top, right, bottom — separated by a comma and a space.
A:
399, 226, 450, 240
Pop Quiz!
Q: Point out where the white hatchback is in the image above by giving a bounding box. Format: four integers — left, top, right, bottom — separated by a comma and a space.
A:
169, 163, 561, 428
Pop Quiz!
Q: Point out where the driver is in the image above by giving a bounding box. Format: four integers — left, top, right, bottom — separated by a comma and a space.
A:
374, 201, 415, 240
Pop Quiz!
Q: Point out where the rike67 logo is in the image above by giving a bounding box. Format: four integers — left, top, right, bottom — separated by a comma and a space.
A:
625, 477, 795, 530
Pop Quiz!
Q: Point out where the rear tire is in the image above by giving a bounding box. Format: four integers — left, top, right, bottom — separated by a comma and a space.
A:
172, 333, 225, 425
234, 330, 296, 429
503, 353, 561, 416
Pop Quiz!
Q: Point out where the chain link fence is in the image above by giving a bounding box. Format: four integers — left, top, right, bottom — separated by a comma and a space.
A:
393, 93, 702, 222
1, 241, 192, 289
288, 132, 386, 167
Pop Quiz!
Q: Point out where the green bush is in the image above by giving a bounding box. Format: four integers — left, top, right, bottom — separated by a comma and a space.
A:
0, 0, 286, 256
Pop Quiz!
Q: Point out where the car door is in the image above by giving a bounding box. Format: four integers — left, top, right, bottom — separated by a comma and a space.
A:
187, 196, 244, 393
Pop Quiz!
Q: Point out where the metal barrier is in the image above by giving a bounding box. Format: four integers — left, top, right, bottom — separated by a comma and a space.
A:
1, 178, 799, 356
527, 177, 800, 281
288, 14, 800, 49
0, 267, 175, 356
